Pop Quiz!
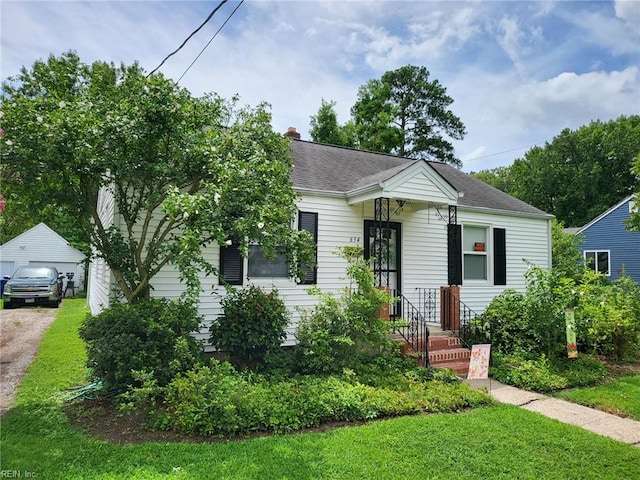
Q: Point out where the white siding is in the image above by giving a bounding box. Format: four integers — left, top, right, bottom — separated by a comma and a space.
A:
387, 173, 453, 204
87, 186, 115, 314
147, 194, 365, 348
89, 187, 551, 346
456, 209, 551, 313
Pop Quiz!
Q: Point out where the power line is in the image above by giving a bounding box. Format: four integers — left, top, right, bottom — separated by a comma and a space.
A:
147, 0, 229, 77
177, 0, 244, 84
463, 142, 544, 163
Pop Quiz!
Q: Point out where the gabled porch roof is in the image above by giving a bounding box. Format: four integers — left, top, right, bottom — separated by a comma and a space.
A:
289, 140, 551, 218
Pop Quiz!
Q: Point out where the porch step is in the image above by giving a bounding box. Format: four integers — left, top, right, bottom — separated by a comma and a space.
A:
432, 360, 470, 376
428, 335, 471, 377
429, 347, 471, 364
428, 336, 463, 350
393, 328, 472, 376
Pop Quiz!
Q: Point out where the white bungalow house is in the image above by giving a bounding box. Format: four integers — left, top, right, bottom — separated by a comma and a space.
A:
0, 223, 86, 295
87, 135, 553, 351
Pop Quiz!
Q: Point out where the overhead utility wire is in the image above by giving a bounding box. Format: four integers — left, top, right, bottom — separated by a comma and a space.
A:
147, 0, 229, 77
177, 0, 244, 84
464, 142, 543, 163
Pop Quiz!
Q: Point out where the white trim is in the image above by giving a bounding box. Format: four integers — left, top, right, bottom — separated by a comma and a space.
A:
577, 194, 637, 233
462, 223, 491, 283
583, 249, 611, 276
458, 204, 554, 220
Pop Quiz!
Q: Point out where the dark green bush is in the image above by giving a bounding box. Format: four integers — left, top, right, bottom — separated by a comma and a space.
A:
209, 285, 289, 370
476, 289, 535, 354
490, 351, 608, 392
80, 298, 203, 391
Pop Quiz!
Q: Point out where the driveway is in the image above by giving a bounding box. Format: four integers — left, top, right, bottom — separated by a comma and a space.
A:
0, 306, 57, 415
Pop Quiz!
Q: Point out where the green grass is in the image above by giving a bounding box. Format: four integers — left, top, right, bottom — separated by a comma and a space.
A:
1, 299, 639, 479
555, 374, 640, 421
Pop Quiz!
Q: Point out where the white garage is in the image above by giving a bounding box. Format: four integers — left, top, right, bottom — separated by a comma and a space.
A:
0, 223, 86, 296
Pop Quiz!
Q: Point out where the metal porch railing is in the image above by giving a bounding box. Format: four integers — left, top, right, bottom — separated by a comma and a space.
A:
440, 288, 491, 348
391, 292, 430, 367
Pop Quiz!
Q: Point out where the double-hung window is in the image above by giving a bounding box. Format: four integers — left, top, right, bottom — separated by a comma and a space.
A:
219, 211, 318, 285
449, 224, 506, 285
463, 226, 488, 281
585, 250, 610, 275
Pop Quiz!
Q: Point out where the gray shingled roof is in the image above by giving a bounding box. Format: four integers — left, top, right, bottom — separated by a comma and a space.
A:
289, 140, 551, 217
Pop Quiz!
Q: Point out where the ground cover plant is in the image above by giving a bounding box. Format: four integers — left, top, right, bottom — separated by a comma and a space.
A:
2, 299, 640, 480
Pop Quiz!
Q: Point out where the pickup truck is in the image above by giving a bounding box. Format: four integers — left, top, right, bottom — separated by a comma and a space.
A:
3, 266, 64, 309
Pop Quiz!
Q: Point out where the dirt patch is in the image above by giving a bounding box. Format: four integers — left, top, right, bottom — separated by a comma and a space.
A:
600, 357, 640, 378
64, 398, 366, 445
0, 305, 58, 415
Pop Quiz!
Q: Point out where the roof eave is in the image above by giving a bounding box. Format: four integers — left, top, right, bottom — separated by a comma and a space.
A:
459, 204, 555, 220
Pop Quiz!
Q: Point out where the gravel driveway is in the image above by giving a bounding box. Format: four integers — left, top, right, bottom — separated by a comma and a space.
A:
0, 306, 57, 415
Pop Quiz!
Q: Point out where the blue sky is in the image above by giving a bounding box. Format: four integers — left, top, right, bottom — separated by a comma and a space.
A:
1, 1, 638, 171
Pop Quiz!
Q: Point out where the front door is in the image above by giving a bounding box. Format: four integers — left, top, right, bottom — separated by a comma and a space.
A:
364, 220, 401, 313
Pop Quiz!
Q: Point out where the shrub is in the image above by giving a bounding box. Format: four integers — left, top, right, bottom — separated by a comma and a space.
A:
491, 351, 568, 393
80, 298, 203, 391
551, 356, 607, 387
209, 285, 289, 370
295, 247, 395, 374
476, 289, 534, 354
154, 360, 492, 436
575, 274, 640, 360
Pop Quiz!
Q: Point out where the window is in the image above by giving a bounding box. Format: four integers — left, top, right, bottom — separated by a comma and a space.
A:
218, 211, 318, 285
463, 226, 488, 280
585, 251, 610, 275
453, 225, 506, 285
299, 211, 318, 284
248, 245, 288, 278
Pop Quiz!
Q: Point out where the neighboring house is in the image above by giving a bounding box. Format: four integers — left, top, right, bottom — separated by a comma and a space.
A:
0, 223, 86, 295
87, 135, 553, 348
576, 194, 639, 283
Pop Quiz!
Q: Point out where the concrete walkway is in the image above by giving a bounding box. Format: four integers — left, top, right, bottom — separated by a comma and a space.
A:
467, 379, 640, 447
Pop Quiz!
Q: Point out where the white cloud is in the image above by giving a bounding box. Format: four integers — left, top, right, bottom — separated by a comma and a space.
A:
615, 0, 640, 32
497, 16, 523, 70
2, 1, 638, 173
507, 67, 639, 126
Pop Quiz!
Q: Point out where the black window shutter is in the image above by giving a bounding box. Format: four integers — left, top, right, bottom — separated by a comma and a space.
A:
447, 224, 462, 285
494, 228, 507, 286
219, 243, 243, 285
298, 211, 318, 284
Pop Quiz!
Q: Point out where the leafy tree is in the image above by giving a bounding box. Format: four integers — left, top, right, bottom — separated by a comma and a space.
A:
308, 65, 465, 166
1, 51, 314, 303
470, 166, 520, 197
551, 219, 583, 279
474, 116, 640, 227
351, 65, 466, 165
309, 99, 356, 147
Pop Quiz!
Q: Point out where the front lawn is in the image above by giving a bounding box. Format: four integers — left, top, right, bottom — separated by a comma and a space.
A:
555, 373, 640, 421
1, 299, 639, 479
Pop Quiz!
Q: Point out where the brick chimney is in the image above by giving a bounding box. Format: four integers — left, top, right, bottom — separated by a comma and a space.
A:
283, 126, 301, 140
